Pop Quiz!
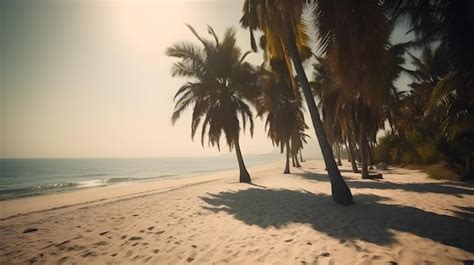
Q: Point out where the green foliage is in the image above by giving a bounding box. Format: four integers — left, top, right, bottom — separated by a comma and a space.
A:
407, 164, 460, 181
375, 131, 443, 165
374, 132, 399, 164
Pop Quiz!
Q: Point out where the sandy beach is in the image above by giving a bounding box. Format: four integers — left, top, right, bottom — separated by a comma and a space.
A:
0, 160, 473, 264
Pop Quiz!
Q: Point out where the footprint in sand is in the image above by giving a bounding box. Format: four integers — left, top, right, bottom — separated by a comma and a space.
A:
129, 236, 143, 241
23, 228, 38, 233
99, 231, 109, 236
57, 256, 69, 264
82, 251, 97, 258
94, 241, 108, 246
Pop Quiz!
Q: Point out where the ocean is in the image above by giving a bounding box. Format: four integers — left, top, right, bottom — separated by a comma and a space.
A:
0, 154, 283, 200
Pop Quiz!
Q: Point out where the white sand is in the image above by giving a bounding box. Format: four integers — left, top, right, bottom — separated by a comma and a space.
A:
0, 160, 473, 264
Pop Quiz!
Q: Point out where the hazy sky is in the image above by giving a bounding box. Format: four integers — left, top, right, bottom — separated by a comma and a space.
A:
0, 0, 413, 158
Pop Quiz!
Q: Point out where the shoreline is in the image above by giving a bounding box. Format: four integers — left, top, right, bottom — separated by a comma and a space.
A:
0, 154, 286, 202
1, 160, 472, 264
0, 160, 283, 220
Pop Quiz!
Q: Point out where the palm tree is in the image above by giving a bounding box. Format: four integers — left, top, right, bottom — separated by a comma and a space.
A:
241, 0, 353, 205
424, 72, 474, 179
395, 46, 450, 142
291, 121, 309, 168
166, 25, 258, 183
313, 0, 392, 179
387, 2, 473, 177
407, 46, 473, 179
386, 0, 474, 89
312, 57, 360, 173
256, 59, 306, 174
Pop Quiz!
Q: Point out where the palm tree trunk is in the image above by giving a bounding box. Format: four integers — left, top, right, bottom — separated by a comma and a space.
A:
295, 153, 302, 167
300, 150, 304, 162
367, 141, 374, 169
234, 138, 251, 183
355, 144, 361, 163
284, 141, 290, 174
463, 151, 472, 180
286, 37, 353, 205
336, 144, 342, 166
367, 141, 375, 167
348, 138, 360, 173
359, 125, 370, 179
345, 142, 351, 162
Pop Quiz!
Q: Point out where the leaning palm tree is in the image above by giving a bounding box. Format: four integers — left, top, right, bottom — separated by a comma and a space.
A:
166, 25, 258, 183
241, 0, 353, 205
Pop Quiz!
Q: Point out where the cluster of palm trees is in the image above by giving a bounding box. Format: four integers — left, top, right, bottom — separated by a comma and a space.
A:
381, 0, 474, 179
167, 0, 473, 206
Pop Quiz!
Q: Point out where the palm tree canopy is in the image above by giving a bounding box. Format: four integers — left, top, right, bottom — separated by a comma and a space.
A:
256, 59, 306, 152
240, 0, 312, 97
313, 0, 392, 109
166, 25, 258, 150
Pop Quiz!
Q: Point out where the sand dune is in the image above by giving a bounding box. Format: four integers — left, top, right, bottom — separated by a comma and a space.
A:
0, 160, 473, 264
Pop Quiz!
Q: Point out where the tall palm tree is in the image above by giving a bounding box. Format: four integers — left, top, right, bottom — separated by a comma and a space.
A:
313, 0, 392, 179
312, 57, 360, 173
256, 59, 306, 174
241, 0, 353, 205
166, 25, 258, 183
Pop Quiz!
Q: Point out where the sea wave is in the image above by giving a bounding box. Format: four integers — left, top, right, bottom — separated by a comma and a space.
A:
0, 174, 178, 200
0, 182, 80, 200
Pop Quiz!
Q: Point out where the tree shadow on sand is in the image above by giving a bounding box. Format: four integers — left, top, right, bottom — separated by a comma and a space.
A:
200, 189, 474, 252
295, 171, 474, 197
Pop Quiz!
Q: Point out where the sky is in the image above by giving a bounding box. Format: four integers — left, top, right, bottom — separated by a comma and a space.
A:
0, 0, 413, 159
